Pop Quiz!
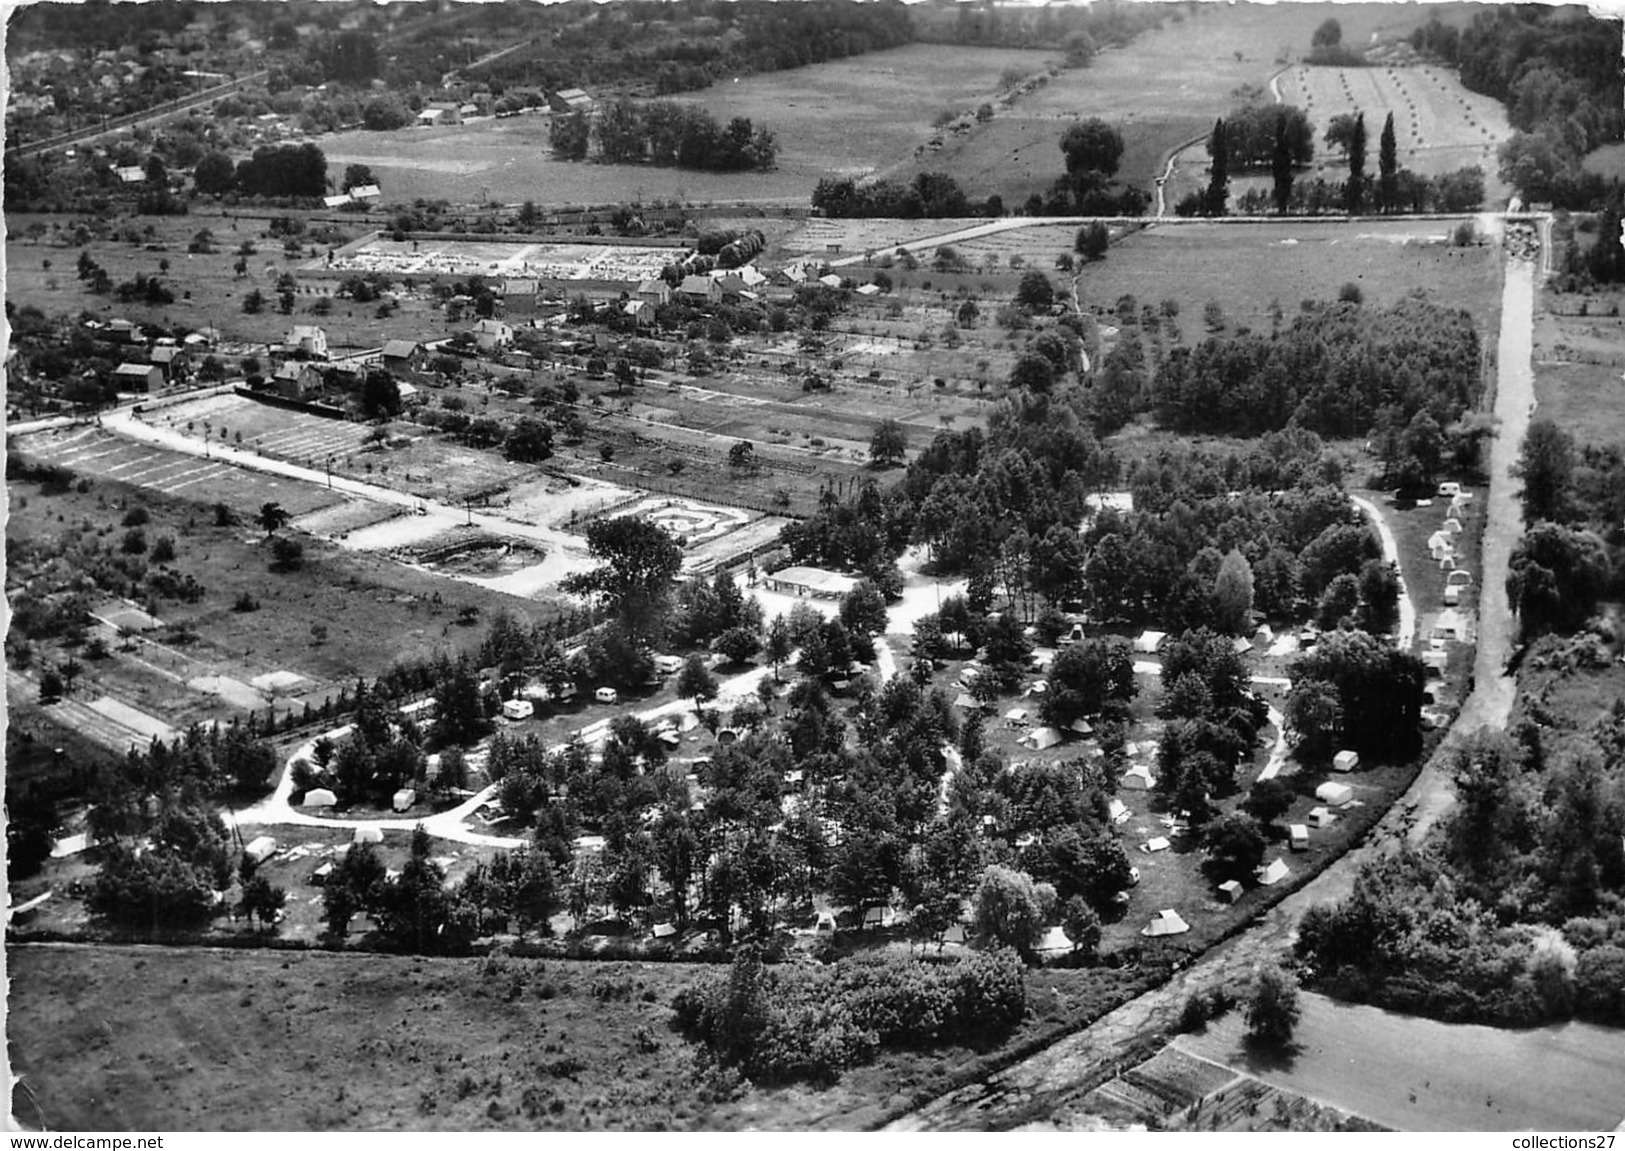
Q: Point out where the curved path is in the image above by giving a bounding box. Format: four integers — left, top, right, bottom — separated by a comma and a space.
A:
887, 248, 1536, 1131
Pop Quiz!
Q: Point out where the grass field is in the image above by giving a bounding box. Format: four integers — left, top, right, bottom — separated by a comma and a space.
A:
4, 941, 1165, 1132
1533, 283, 1625, 447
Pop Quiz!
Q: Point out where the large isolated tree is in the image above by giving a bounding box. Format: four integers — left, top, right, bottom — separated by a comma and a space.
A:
1345, 112, 1368, 215
973, 864, 1049, 956
869, 418, 908, 468
560, 516, 683, 641
1246, 961, 1302, 1045
1059, 119, 1124, 183
1514, 418, 1575, 524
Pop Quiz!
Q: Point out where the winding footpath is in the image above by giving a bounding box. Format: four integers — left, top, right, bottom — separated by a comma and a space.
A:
886, 245, 1538, 1132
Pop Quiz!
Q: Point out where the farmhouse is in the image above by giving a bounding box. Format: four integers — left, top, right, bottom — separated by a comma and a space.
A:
501, 279, 540, 316
471, 318, 514, 351
270, 361, 323, 399
323, 193, 352, 209
764, 565, 857, 599
112, 362, 162, 392
678, 275, 722, 304
550, 87, 594, 113
636, 278, 672, 307
284, 325, 329, 359
622, 299, 654, 326
349, 184, 381, 201
417, 103, 462, 126
381, 339, 428, 378
149, 345, 189, 381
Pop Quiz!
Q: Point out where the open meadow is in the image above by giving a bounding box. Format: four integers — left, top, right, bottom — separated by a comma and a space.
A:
1532, 282, 1625, 447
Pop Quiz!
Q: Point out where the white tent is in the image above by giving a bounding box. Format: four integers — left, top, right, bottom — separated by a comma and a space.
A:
1108, 798, 1131, 825
502, 698, 534, 720
1133, 630, 1167, 654
1035, 926, 1072, 953
1442, 517, 1463, 534
1141, 836, 1171, 853
941, 923, 967, 945
953, 692, 983, 710
1446, 568, 1474, 587
1257, 858, 1291, 886
1333, 749, 1360, 773
1218, 879, 1244, 903
392, 788, 416, 813
1141, 908, 1190, 937
302, 788, 337, 808
1315, 781, 1354, 807
353, 826, 384, 845
1070, 717, 1094, 736
1026, 726, 1064, 750
1290, 824, 1310, 851
1121, 764, 1155, 790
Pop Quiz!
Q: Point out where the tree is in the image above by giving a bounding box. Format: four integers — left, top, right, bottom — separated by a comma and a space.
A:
716, 626, 761, 666
256, 502, 290, 538
1285, 677, 1342, 765
869, 419, 908, 468
1061, 895, 1101, 958
1076, 221, 1110, 261
1204, 812, 1267, 884
1272, 118, 1295, 214
1205, 118, 1229, 217
766, 615, 794, 681
1507, 522, 1612, 638
1211, 549, 1254, 635
193, 152, 235, 196
1312, 18, 1342, 48
1043, 636, 1135, 729
1015, 270, 1055, 311
269, 536, 305, 573
728, 441, 756, 471
343, 163, 376, 192
1515, 418, 1575, 524
972, 865, 1047, 956
560, 517, 683, 641
1245, 962, 1301, 1045
1243, 778, 1295, 827
242, 873, 287, 931
1378, 112, 1398, 213
1324, 113, 1360, 157
1345, 112, 1368, 215
1060, 119, 1124, 182
503, 416, 554, 463
677, 653, 719, 713
361, 371, 401, 419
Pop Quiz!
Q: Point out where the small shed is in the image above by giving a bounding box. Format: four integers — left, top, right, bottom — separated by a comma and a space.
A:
502, 698, 534, 721
1133, 630, 1167, 654
302, 787, 337, 808
1121, 764, 1156, 791
113, 362, 163, 392
243, 836, 278, 865
1257, 858, 1291, 886
1141, 908, 1190, 937
1289, 824, 1310, 851
1315, 781, 1354, 808
392, 788, 416, 813
1308, 805, 1335, 829
1333, 749, 1360, 773
1218, 879, 1244, 903
353, 826, 384, 845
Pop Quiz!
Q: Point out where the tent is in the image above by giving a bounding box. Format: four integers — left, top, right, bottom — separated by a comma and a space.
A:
1005, 707, 1029, 722
953, 692, 983, 710
1218, 879, 1244, 903
1315, 781, 1354, 807
1309, 806, 1335, 828
1333, 749, 1360, 773
243, 836, 278, 865
392, 788, 416, 813
1257, 858, 1291, 886
652, 922, 678, 939
302, 788, 337, 808
1133, 630, 1167, 654
1253, 624, 1275, 646
1121, 764, 1155, 790
501, 698, 534, 721
353, 826, 384, 845
1026, 726, 1063, 750
1446, 568, 1474, 588
1069, 718, 1094, 736
1026, 679, 1049, 695
1433, 609, 1468, 643
1035, 926, 1073, 953
814, 910, 839, 935
1442, 517, 1463, 534
310, 861, 334, 885
941, 923, 967, 945
1108, 798, 1131, 825
1141, 836, 1171, 853
1141, 908, 1190, 937
1290, 824, 1310, 851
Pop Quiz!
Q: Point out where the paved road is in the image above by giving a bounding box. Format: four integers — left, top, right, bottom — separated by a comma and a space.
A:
886, 248, 1537, 1132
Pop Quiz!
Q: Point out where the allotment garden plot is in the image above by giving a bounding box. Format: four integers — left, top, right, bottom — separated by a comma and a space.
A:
320, 236, 685, 285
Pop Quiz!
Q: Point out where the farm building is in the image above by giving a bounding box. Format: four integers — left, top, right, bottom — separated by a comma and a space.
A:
1333, 749, 1360, 773
550, 88, 594, 113
1315, 781, 1354, 808
471, 318, 514, 350
636, 278, 672, 307
417, 103, 462, 126
1257, 858, 1291, 886
323, 193, 352, 209
302, 788, 337, 808
381, 339, 428, 378
349, 184, 381, 201
112, 362, 162, 392
500, 280, 540, 316
149, 345, 190, 381
765, 565, 857, 599
284, 325, 329, 359
678, 274, 722, 304
622, 299, 654, 326
1141, 909, 1190, 937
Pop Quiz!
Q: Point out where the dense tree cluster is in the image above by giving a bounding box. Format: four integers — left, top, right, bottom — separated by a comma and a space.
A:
552, 99, 777, 172
1211, 104, 1314, 170
193, 143, 329, 201
1150, 297, 1481, 439
811, 172, 981, 220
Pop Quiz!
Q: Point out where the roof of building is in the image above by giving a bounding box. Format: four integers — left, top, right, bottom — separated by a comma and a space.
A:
637, 278, 668, 293
288, 325, 326, 341
382, 339, 422, 358
323, 193, 352, 208
114, 362, 156, 376
678, 274, 715, 295
769, 565, 857, 595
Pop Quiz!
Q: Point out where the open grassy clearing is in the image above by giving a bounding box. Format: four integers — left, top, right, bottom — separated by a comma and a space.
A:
1174, 991, 1625, 1131
1533, 283, 1625, 447
1071, 219, 1503, 334
4, 940, 1170, 1132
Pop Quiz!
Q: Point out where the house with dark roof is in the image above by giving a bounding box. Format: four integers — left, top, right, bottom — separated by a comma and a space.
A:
271, 361, 323, 399
149, 345, 190, 382
112, 362, 162, 392
678, 275, 721, 304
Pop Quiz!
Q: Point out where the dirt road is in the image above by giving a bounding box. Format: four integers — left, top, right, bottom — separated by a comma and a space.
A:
885, 248, 1539, 1133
